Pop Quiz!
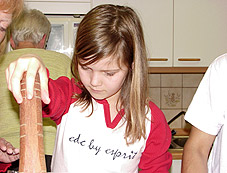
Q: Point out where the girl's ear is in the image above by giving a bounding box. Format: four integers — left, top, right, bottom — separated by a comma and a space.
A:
9, 36, 16, 49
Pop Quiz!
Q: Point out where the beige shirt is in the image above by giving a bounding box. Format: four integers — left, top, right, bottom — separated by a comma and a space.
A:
0, 48, 72, 155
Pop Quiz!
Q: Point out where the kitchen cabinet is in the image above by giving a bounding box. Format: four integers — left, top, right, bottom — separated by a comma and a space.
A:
24, 0, 227, 67
92, 0, 173, 67
92, 0, 227, 67
25, 0, 91, 14
174, 0, 227, 67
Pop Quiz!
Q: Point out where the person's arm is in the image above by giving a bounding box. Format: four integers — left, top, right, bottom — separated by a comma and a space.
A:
182, 126, 215, 173
139, 102, 172, 172
42, 76, 79, 124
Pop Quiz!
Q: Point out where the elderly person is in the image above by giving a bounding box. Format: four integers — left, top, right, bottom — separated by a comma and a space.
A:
0, 8, 72, 172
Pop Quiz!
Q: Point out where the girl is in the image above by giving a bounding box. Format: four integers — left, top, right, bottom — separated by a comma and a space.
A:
6, 4, 172, 172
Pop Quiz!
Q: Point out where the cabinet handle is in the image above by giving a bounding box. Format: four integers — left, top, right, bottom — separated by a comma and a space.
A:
148, 58, 168, 61
178, 58, 201, 61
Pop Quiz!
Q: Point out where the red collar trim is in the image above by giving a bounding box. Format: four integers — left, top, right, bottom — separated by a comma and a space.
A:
95, 99, 125, 129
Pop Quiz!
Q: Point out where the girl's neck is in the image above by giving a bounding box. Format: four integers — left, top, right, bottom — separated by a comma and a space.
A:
106, 90, 122, 122
106, 88, 121, 105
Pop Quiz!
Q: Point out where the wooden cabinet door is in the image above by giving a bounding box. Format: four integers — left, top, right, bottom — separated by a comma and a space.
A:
174, 0, 227, 67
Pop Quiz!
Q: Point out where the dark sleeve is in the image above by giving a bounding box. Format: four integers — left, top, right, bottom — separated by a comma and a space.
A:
139, 102, 172, 172
42, 76, 80, 125
0, 162, 11, 172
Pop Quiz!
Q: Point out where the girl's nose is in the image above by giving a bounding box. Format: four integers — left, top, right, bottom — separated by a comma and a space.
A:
90, 72, 102, 86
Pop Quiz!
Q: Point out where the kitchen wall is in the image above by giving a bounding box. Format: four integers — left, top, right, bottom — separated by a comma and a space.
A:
148, 73, 204, 129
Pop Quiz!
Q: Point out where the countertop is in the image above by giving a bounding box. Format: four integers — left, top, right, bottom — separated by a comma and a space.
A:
169, 149, 184, 160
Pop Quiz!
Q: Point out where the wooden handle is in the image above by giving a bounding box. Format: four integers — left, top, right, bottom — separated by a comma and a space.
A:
148, 58, 168, 61
19, 72, 46, 173
178, 58, 201, 61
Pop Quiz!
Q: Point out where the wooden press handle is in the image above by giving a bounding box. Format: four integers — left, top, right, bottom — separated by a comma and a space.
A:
19, 72, 46, 173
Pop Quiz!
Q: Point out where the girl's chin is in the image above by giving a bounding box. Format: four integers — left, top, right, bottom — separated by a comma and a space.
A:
91, 95, 105, 101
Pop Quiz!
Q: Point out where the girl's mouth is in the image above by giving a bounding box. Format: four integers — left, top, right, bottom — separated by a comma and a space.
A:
90, 87, 103, 93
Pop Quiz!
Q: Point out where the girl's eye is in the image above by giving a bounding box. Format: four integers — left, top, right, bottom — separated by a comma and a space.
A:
81, 66, 89, 70
106, 72, 115, 76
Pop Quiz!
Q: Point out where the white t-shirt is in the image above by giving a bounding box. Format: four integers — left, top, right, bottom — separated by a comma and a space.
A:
43, 75, 172, 172
185, 53, 227, 172
51, 100, 151, 172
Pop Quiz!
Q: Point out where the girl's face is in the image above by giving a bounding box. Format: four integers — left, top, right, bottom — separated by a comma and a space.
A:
78, 56, 129, 104
0, 10, 12, 43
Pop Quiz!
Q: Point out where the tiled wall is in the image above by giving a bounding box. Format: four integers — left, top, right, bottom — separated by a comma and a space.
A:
148, 73, 204, 129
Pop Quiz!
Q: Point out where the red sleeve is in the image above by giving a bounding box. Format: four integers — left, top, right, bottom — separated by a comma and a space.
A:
42, 76, 80, 125
0, 162, 11, 172
139, 102, 172, 172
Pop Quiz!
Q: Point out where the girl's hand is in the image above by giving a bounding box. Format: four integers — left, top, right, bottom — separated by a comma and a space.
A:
5, 54, 50, 104
0, 138, 19, 163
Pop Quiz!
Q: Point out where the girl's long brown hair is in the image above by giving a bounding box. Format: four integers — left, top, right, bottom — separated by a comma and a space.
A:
71, 4, 149, 145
